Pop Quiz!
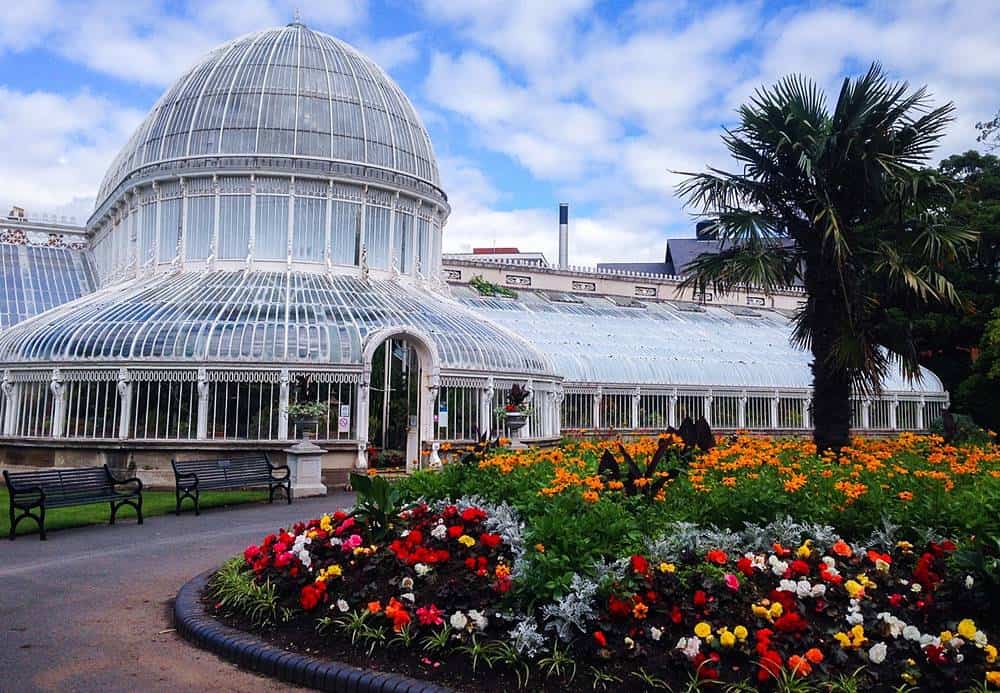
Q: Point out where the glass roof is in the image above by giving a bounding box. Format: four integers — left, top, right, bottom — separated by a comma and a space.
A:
454, 288, 944, 393
0, 271, 552, 376
95, 23, 440, 211
0, 244, 96, 329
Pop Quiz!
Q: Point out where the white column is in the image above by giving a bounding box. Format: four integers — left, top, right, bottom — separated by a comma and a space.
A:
196, 368, 210, 440
116, 368, 132, 439
50, 369, 66, 438
554, 387, 564, 436
631, 387, 641, 430
479, 378, 494, 439
247, 174, 256, 271
286, 177, 295, 270
592, 388, 602, 429
801, 398, 810, 430
916, 396, 925, 430
1, 370, 19, 436
152, 181, 161, 268
861, 400, 871, 430
177, 177, 187, 270
738, 391, 748, 429
889, 395, 899, 431
210, 175, 220, 269
669, 389, 678, 428
324, 180, 333, 270
771, 392, 780, 430
278, 368, 290, 441
704, 390, 714, 425
388, 191, 398, 275
355, 370, 370, 470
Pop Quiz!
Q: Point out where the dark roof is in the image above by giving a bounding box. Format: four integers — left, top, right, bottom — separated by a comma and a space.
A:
595, 261, 671, 275
664, 238, 726, 275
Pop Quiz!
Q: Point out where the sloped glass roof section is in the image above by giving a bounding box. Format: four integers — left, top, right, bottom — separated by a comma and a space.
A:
94, 22, 440, 212
0, 271, 552, 375
453, 287, 944, 392
0, 244, 96, 329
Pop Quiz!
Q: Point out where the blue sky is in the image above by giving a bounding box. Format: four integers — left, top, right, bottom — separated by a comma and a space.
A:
1, 0, 998, 265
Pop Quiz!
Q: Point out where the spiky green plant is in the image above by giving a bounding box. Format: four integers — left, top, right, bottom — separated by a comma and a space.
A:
207, 557, 291, 627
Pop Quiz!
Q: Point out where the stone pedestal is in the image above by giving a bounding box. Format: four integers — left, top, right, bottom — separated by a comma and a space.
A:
284, 439, 328, 498
506, 412, 528, 449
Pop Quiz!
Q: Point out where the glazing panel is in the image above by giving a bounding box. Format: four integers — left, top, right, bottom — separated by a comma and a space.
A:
293, 196, 325, 261
363, 205, 390, 270
255, 195, 289, 260
186, 196, 214, 259
218, 195, 251, 260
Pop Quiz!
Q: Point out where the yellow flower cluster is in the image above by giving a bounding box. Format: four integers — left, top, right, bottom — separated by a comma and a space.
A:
315, 564, 342, 582
834, 625, 868, 649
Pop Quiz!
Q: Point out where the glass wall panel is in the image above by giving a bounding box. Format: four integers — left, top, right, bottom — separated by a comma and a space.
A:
364, 205, 391, 270
777, 397, 807, 429
330, 200, 360, 265
218, 195, 251, 260
140, 202, 157, 266
600, 394, 632, 429
64, 380, 120, 439
638, 393, 672, 428
158, 197, 182, 263
711, 395, 741, 428
130, 379, 198, 439
255, 195, 289, 261
561, 392, 592, 429
16, 382, 52, 437
394, 212, 413, 274
186, 196, 214, 260
208, 379, 279, 440
293, 196, 325, 262
436, 386, 481, 441
416, 217, 430, 274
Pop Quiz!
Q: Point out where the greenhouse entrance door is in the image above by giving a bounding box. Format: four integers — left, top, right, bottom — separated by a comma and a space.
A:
367, 337, 422, 471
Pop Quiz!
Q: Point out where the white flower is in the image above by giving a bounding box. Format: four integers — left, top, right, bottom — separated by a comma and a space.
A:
822, 556, 836, 568
449, 611, 468, 630
868, 642, 887, 664
810, 584, 826, 598
336, 599, 349, 612
847, 611, 865, 625
956, 653, 964, 664
467, 609, 488, 631
401, 577, 414, 590
414, 563, 431, 576
911, 583, 922, 593
675, 636, 702, 661
949, 637, 965, 650
400, 529, 410, 538
920, 634, 939, 648
624, 636, 635, 650
401, 592, 415, 603
965, 575, 975, 589
650, 627, 662, 642
902, 625, 922, 641
779, 579, 797, 593
974, 631, 988, 647
431, 524, 447, 540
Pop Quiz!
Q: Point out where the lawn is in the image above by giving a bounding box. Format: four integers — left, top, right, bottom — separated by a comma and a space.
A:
1, 487, 270, 537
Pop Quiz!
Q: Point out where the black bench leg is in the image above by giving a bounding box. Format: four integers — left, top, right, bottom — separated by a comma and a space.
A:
286, 482, 292, 504
38, 505, 46, 541
175, 488, 181, 516
137, 495, 143, 525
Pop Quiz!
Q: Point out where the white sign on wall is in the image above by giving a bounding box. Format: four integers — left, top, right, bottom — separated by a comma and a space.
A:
438, 403, 448, 428
337, 404, 350, 433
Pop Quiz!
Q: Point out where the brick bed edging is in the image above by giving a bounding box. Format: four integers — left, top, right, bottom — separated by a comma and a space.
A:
174, 570, 453, 693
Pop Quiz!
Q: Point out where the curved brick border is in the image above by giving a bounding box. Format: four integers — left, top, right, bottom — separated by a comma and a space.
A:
174, 570, 452, 693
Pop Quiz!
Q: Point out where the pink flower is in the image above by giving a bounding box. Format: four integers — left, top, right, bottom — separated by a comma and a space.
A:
416, 603, 444, 626
724, 573, 740, 591
342, 534, 363, 552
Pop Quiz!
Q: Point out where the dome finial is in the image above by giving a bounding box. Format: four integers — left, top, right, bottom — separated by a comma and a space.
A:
290, 7, 303, 26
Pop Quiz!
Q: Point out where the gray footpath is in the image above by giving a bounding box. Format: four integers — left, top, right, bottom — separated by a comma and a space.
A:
0, 494, 354, 692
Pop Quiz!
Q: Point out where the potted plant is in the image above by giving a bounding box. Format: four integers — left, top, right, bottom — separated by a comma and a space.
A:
498, 384, 531, 447
287, 400, 329, 440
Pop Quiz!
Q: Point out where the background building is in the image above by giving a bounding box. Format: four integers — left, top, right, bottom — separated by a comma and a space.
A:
0, 22, 947, 487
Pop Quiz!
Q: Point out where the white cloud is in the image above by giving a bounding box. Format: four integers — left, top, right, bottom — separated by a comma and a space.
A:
0, 88, 143, 221
355, 32, 422, 72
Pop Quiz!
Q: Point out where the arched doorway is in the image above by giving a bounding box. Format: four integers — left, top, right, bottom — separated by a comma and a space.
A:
358, 329, 439, 472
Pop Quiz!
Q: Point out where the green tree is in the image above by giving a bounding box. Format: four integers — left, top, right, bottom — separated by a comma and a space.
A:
676, 64, 976, 451
901, 151, 1000, 429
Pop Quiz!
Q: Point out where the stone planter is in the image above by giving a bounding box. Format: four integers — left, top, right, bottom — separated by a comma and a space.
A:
504, 411, 528, 449
291, 414, 321, 440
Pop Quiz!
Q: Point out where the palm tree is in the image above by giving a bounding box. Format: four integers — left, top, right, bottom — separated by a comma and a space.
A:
676, 64, 976, 451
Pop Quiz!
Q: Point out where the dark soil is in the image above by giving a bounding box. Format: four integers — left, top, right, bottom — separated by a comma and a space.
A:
201, 588, 675, 692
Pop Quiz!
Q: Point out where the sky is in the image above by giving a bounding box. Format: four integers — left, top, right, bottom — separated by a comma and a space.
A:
1, 0, 998, 266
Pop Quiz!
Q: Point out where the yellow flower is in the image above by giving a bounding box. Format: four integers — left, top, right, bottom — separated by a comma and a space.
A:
719, 630, 736, 647
940, 630, 953, 643
958, 619, 978, 640
658, 562, 676, 574
457, 534, 476, 547
319, 514, 333, 532
834, 632, 851, 648
796, 540, 813, 559
845, 580, 865, 599
768, 602, 783, 619
987, 671, 1000, 687
985, 644, 997, 664
733, 625, 748, 641
694, 622, 712, 639
752, 604, 769, 620
534, 543, 545, 553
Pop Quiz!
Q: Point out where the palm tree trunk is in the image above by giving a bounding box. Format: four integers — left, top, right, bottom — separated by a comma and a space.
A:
805, 253, 853, 452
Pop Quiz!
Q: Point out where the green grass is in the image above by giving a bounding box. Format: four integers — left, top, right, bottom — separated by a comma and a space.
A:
0, 487, 271, 537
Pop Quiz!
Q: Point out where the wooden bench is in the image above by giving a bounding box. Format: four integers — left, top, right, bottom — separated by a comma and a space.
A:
4, 465, 143, 540
171, 455, 291, 515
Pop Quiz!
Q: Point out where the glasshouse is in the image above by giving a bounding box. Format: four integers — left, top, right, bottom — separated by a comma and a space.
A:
0, 21, 947, 483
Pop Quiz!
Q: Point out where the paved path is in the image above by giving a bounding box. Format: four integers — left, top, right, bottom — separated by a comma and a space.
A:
0, 493, 355, 692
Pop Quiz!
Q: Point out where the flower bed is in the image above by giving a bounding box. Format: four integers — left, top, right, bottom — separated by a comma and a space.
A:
206, 434, 1000, 691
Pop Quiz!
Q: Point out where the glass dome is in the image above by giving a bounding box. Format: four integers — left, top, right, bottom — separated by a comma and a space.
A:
95, 22, 440, 211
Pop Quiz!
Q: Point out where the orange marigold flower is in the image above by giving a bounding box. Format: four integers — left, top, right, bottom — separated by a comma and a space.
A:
633, 602, 649, 619
722, 476, 737, 487
581, 490, 600, 503
898, 491, 914, 501
367, 600, 382, 614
